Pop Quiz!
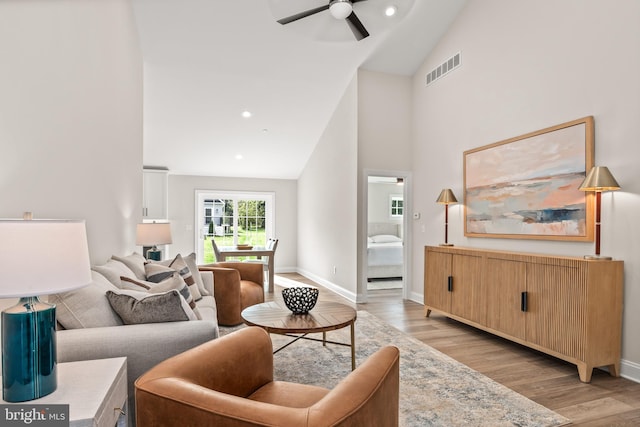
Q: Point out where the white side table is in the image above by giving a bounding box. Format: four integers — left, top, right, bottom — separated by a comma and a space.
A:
1, 357, 127, 427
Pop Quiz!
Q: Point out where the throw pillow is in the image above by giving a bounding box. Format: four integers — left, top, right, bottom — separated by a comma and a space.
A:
152, 254, 203, 301
371, 234, 402, 243
111, 252, 146, 280
92, 259, 138, 287
106, 289, 198, 324
121, 273, 196, 309
144, 263, 176, 284
50, 271, 123, 329
184, 252, 210, 297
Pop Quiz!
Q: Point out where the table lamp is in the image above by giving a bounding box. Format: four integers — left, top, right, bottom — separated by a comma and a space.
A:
436, 189, 458, 246
578, 166, 620, 260
136, 222, 172, 261
0, 215, 91, 402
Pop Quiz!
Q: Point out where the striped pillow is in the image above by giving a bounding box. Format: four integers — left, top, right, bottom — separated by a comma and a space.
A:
144, 263, 176, 284
149, 254, 203, 301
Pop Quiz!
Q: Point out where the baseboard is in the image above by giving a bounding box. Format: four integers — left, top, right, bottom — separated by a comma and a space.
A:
408, 291, 423, 305
273, 266, 297, 274
295, 268, 358, 303
621, 359, 640, 383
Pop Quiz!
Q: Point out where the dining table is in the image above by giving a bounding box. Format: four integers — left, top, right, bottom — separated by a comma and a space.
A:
217, 245, 276, 293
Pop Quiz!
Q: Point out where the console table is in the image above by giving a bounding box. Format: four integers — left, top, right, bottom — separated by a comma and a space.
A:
424, 246, 624, 382
1, 357, 127, 426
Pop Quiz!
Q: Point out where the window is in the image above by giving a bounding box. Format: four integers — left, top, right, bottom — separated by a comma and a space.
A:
196, 191, 274, 263
390, 196, 403, 218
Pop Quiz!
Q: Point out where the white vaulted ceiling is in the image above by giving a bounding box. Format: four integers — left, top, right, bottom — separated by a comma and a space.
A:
132, 0, 467, 179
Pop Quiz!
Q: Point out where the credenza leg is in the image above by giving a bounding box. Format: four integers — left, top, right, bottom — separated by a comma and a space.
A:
577, 362, 593, 383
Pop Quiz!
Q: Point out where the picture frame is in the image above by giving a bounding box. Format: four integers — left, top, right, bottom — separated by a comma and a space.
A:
463, 116, 594, 241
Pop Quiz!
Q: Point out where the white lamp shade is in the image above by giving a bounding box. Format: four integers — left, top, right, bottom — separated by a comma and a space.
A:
0, 220, 92, 297
136, 222, 173, 246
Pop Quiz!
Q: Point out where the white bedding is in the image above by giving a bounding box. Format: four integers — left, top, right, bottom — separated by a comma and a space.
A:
367, 226, 403, 279
367, 241, 403, 267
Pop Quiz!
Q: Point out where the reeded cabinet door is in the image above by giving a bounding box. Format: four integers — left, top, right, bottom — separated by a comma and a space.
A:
424, 249, 452, 313
485, 257, 526, 340
450, 253, 485, 325
525, 263, 586, 360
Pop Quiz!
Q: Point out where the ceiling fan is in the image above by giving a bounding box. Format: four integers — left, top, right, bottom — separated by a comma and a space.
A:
277, 0, 370, 41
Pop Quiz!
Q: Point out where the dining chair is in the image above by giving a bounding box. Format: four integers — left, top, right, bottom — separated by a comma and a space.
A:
210, 237, 222, 261
245, 238, 278, 288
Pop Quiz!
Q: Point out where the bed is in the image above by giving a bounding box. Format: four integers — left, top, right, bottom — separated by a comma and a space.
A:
367, 223, 403, 280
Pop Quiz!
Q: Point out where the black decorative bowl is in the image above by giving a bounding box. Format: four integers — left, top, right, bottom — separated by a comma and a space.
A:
282, 286, 319, 314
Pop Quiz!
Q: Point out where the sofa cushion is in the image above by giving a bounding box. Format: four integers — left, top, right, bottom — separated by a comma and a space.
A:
194, 295, 216, 322
184, 252, 210, 297
121, 273, 196, 310
112, 252, 146, 280
151, 254, 203, 301
50, 271, 123, 329
92, 259, 138, 287
106, 289, 198, 324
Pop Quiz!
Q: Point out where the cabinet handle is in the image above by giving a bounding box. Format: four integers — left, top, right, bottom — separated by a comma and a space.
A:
447, 276, 453, 292
521, 291, 528, 312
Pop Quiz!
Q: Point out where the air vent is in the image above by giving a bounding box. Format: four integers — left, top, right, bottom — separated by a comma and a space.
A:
426, 52, 461, 86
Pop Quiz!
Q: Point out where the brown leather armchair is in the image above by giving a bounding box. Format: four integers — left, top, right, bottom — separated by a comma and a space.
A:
135, 326, 400, 427
198, 262, 264, 326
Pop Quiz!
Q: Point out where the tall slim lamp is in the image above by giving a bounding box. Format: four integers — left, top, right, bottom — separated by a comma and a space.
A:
436, 189, 458, 246
136, 222, 172, 261
0, 216, 91, 402
578, 166, 620, 260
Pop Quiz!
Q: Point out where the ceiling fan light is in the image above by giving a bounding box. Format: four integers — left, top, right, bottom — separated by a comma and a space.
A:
384, 6, 397, 17
329, 0, 353, 20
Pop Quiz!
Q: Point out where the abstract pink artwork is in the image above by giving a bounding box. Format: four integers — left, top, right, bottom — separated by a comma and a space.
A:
464, 117, 594, 241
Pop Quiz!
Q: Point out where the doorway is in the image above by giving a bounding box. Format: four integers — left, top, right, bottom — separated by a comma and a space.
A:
195, 190, 275, 264
365, 173, 409, 298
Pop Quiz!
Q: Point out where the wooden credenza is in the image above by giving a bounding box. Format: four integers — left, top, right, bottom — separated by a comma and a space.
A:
424, 245, 624, 382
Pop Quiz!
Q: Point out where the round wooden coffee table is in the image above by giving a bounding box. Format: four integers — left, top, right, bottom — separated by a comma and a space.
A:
241, 301, 357, 370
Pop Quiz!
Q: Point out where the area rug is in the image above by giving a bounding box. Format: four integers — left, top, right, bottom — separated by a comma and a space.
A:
220, 311, 570, 427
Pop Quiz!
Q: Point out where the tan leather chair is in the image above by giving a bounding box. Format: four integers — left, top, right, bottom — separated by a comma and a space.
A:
135, 327, 400, 427
199, 262, 264, 326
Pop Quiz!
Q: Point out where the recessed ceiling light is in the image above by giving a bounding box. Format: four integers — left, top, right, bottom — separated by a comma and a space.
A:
384, 5, 397, 17
235, 154, 243, 160
241, 110, 252, 118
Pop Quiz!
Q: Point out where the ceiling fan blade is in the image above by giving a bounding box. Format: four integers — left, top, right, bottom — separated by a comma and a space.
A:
351, 0, 368, 3
345, 11, 369, 40
277, 4, 330, 25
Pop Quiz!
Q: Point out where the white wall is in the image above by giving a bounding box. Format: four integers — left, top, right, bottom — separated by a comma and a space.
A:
167, 175, 298, 271
368, 182, 404, 224
357, 70, 413, 171
357, 69, 413, 299
0, 0, 143, 264
297, 75, 359, 301
411, 0, 640, 378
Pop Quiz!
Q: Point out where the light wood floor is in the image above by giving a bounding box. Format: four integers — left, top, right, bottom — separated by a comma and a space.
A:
272, 273, 640, 426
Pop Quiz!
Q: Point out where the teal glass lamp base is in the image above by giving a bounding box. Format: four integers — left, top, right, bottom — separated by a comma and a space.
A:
145, 246, 162, 261
2, 297, 57, 402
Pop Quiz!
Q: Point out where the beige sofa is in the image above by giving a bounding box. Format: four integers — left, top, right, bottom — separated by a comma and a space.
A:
49, 252, 219, 425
